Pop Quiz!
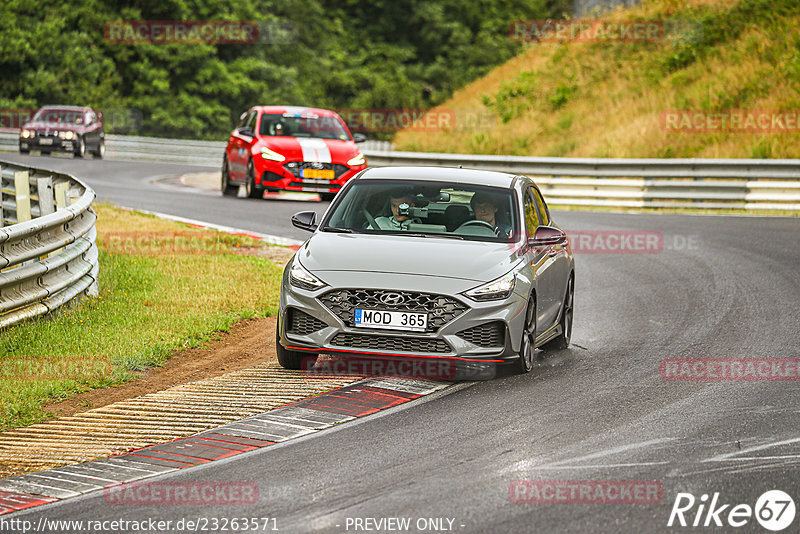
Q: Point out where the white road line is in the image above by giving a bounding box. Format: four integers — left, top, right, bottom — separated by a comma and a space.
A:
703, 436, 800, 462
537, 438, 676, 468
117, 206, 304, 247
530, 461, 670, 470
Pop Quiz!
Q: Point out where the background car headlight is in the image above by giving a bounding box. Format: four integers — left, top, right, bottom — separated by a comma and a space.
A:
20, 129, 32, 138
346, 153, 365, 166
261, 147, 286, 162
65, 131, 75, 140
464, 272, 516, 301
290, 257, 326, 290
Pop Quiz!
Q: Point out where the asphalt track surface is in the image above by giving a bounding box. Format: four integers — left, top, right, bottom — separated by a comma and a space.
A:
4, 152, 800, 533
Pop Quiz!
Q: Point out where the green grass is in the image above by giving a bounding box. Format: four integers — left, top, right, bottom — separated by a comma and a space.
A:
0, 205, 286, 430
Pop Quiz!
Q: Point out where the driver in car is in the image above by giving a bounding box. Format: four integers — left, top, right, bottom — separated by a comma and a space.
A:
471, 192, 512, 237
374, 189, 418, 230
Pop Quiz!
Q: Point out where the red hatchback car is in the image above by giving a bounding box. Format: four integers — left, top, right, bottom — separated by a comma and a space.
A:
222, 106, 367, 201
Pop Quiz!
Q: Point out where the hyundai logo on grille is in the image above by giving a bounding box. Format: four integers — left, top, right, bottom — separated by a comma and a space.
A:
379, 292, 405, 306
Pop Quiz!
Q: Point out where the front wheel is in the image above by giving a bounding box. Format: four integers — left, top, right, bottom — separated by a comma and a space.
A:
74, 137, 85, 158
244, 159, 261, 199
19, 148, 29, 154
515, 296, 537, 374
276, 330, 315, 370
543, 276, 574, 351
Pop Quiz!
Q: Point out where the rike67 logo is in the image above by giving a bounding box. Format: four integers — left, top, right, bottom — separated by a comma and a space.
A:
668, 490, 796, 531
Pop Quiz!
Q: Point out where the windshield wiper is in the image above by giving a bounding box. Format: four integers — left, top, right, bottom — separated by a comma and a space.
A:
322, 227, 353, 233
393, 232, 464, 240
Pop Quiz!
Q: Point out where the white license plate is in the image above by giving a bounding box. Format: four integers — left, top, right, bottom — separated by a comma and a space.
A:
39, 138, 53, 145
354, 309, 428, 332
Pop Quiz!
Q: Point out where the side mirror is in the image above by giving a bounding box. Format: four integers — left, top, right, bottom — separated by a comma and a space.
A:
353, 133, 367, 143
291, 211, 318, 232
528, 226, 567, 247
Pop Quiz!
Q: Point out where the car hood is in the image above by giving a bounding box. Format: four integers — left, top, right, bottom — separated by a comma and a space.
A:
297, 232, 521, 283
256, 136, 359, 162
22, 121, 89, 132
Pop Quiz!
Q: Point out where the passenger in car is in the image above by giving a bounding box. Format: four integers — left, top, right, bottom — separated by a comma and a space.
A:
374, 189, 419, 230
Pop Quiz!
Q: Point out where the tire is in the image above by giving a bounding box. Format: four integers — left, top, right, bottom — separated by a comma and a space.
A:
221, 156, 238, 196
19, 148, 29, 154
515, 295, 537, 374
319, 192, 337, 202
275, 330, 316, 370
543, 275, 574, 351
74, 137, 85, 158
41, 150, 51, 156
244, 159, 261, 199
92, 139, 105, 159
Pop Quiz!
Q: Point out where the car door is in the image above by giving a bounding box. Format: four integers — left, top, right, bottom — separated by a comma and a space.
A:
532, 186, 571, 325
522, 185, 561, 331
229, 110, 256, 181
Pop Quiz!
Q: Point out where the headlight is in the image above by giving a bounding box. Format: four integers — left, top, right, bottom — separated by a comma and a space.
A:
20, 129, 32, 138
261, 147, 286, 162
346, 153, 365, 166
65, 131, 75, 140
289, 257, 326, 290
463, 271, 516, 301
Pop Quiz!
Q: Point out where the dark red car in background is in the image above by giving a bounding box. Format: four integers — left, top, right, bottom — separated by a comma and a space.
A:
19, 106, 105, 158
222, 106, 367, 201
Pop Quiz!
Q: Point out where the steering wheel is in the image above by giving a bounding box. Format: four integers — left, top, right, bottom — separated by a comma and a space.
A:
363, 208, 379, 230
457, 220, 497, 233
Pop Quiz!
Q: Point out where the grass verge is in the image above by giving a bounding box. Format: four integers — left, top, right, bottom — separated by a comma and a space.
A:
0, 204, 287, 431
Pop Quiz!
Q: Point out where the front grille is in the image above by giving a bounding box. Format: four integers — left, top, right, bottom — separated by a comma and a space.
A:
319, 289, 467, 333
331, 333, 450, 354
456, 322, 505, 348
283, 162, 349, 180
286, 309, 327, 336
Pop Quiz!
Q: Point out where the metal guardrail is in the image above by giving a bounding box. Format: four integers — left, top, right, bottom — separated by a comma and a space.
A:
364, 151, 800, 211
2, 131, 799, 210
0, 159, 98, 329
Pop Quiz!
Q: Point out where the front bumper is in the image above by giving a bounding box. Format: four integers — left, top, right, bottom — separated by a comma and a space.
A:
278, 268, 528, 365
254, 159, 365, 194
19, 136, 77, 153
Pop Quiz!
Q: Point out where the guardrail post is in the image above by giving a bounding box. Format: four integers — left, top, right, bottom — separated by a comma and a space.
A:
37, 177, 55, 216
55, 182, 70, 210
14, 171, 31, 223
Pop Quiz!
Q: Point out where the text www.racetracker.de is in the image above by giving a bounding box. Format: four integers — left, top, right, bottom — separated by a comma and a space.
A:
0, 516, 279, 533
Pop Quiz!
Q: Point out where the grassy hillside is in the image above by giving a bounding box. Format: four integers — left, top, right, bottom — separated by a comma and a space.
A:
394, 0, 800, 158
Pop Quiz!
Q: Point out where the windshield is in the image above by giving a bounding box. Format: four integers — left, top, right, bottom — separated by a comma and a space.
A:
32, 108, 85, 125
322, 180, 518, 242
259, 113, 351, 141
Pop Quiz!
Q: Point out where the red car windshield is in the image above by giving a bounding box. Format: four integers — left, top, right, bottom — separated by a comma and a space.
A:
32, 109, 86, 125
259, 113, 350, 141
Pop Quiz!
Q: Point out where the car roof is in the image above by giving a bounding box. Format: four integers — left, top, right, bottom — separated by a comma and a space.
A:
38, 105, 93, 112
356, 166, 518, 188
253, 106, 340, 118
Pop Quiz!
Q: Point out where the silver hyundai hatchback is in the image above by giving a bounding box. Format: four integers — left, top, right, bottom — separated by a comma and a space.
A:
277, 166, 574, 377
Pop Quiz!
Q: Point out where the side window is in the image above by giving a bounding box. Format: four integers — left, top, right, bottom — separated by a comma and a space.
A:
532, 188, 550, 226
239, 111, 256, 134
236, 111, 249, 129
524, 189, 541, 237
